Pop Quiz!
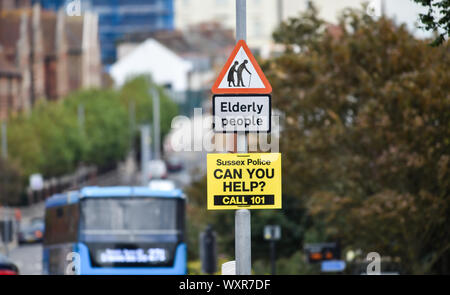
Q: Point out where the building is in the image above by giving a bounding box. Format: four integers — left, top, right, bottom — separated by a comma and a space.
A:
0, 3, 102, 121
0, 46, 22, 121
65, 13, 102, 91
110, 38, 193, 96
117, 23, 235, 90
34, 0, 175, 65
0, 0, 32, 11
0, 5, 46, 116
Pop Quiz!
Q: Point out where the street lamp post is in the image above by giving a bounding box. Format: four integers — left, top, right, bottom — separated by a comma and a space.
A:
152, 88, 161, 161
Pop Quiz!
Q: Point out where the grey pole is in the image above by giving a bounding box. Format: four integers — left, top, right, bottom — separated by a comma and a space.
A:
236, 0, 248, 154
140, 125, 151, 186
78, 104, 85, 135
152, 89, 161, 161
1, 123, 8, 256
236, 0, 247, 41
277, 0, 283, 25
270, 240, 276, 275
3, 210, 9, 257
1, 122, 7, 159
235, 0, 251, 275
235, 208, 251, 275
129, 101, 136, 153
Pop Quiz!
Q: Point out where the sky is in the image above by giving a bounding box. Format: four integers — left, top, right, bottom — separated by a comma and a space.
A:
383, 0, 431, 38
306, 0, 432, 38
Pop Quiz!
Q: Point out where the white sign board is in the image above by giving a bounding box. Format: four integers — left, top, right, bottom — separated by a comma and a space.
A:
213, 95, 271, 133
29, 174, 44, 191
221, 261, 236, 275
264, 225, 281, 241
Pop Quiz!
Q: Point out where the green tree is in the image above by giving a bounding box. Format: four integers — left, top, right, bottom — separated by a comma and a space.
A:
4, 76, 180, 205
29, 100, 84, 177
266, 4, 450, 274
63, 89, 130, 171
6, 76, 180, 178
7, 117, 44, 177
119, 76, 179, 141
412, 0, 450, 46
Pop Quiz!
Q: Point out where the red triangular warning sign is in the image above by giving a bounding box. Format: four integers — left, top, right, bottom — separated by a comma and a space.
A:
212, 40, 272, 94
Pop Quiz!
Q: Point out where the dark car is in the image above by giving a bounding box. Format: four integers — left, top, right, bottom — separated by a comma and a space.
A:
0, 254, 19, 275
18, 218, 45, 245
165, 157, 184, 173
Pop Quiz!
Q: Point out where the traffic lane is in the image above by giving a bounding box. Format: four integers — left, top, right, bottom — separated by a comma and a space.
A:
8, 243, 42, 275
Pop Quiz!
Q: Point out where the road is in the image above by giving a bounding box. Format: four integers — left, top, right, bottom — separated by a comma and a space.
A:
8, 243, 42, 275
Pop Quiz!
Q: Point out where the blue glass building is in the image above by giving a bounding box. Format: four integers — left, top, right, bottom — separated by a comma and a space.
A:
33, 0, 174, 65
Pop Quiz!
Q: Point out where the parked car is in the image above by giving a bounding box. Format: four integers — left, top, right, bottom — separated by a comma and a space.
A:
18, 218, 45, 245
165, 156, 184, 173
147, 160, 168, 180
0, 254, 19, 275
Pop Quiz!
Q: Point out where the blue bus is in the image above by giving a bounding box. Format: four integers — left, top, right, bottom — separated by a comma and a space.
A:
43, 187, 187, 275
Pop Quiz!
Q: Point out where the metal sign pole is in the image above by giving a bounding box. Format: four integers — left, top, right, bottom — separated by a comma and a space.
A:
1, 122, 7, 159
140, 125, 151, 186
4, 210, 9, 257
235, 0, 251, 276
1, 123, 8, 256
152, 88, 161, 161
270, 240, 276, 275
129, 101, 136, 153
78, 105, 85, 135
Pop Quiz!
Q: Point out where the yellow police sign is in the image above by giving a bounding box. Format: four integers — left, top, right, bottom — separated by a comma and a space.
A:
207, 153, 282, 210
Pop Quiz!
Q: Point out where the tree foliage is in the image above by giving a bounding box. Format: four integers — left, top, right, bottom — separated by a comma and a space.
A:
264, 4, 450, 274
119, 76, 179, 138
412, 0, 450, 46
0, 158, 23, 206
4, 76, 178, 185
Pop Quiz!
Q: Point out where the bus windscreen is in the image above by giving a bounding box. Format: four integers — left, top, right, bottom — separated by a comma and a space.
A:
80, 198, 180, 236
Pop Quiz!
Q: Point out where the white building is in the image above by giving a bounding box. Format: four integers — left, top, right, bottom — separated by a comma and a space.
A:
110, 39, 193, 97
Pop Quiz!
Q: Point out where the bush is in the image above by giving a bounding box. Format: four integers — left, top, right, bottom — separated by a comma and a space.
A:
0, 158, 24, 206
